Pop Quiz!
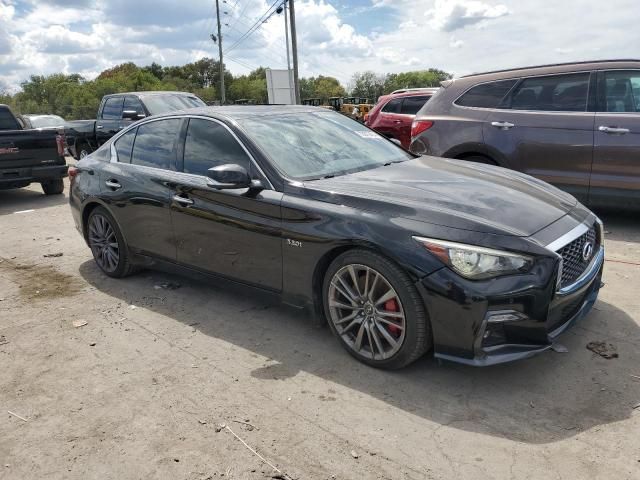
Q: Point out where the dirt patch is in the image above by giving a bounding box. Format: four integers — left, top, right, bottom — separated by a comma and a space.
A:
0, 257, 83, 300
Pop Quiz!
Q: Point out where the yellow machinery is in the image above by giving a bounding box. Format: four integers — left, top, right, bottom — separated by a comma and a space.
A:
340, 97, 358, 116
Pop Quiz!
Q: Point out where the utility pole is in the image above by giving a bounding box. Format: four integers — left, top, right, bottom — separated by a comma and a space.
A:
282, 1, 294, 104
215, 0, 226, 104
288, 0, 300, 104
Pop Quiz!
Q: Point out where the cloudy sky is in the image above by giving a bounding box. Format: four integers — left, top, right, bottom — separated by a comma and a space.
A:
0, 0, 638, 92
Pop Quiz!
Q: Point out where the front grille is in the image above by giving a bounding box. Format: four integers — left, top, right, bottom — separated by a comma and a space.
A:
557, 225, 597, 288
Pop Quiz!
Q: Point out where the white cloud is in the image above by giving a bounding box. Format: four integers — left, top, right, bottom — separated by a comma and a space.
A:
1, 0, 639, 93
426, 0, 509, 32
25, 25, 104, 54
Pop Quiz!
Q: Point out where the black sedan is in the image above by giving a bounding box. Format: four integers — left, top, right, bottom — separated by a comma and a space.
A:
69, 106, 604, 368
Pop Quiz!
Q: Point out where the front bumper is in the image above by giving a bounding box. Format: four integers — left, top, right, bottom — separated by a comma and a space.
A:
417, 246, 604, 366
0, 164, 68, 189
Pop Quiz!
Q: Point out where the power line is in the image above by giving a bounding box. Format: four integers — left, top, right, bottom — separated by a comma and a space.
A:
224, 0, 282, 54
225, 0, 252, 33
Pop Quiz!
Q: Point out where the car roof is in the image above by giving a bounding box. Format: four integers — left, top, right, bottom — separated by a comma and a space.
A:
151, 105, 327, 121
104, 91, 199, 97
390, 88, 439, 95
460, 59, 640, 82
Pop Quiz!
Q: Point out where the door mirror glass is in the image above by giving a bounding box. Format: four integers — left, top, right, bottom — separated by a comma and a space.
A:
122, 109, 145, 120
206, 164, 252, 189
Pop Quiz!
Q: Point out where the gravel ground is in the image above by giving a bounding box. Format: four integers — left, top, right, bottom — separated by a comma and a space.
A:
1, 175, 639, 480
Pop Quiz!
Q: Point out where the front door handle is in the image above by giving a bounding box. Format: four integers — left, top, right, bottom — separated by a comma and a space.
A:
599, 126, 630, 134
105, 179, 122, 190
393, 120, 403, 124
173, 194, 194, 206
491, 121, 515, 130
96, 125, 104, 130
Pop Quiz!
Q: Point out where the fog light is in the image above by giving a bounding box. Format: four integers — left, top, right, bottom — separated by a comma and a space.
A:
487, 312, 526, 323
482, 324, 507, 347
481, 310, 529, 348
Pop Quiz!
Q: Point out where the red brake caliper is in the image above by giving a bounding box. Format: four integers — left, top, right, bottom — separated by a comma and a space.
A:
384, 299, 400, 337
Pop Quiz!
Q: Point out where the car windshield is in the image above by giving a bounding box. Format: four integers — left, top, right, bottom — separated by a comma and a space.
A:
142, 94, 206, 115
238, 111, 413, 180
29, 115, 65, 127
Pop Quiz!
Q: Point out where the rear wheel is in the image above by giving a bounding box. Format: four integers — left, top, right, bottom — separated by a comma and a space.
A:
323, 249, 431, 369
41, 178, 64, 195
87, 207, 137, 278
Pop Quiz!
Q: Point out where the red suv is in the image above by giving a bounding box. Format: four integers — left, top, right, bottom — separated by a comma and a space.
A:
365, 88, 438, 148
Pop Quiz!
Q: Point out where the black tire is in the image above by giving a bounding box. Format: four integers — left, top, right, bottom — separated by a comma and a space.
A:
86, 206, 138, 278
322, 249, 431, 369
41, 178, 64, 195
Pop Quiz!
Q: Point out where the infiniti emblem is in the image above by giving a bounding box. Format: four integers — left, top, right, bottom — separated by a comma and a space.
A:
582, 241, 594, 262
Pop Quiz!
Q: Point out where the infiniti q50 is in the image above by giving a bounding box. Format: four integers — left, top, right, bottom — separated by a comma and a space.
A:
69, 106, 604, 368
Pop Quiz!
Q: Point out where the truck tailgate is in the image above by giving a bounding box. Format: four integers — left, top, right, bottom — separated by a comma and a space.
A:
0, 129, 64, 169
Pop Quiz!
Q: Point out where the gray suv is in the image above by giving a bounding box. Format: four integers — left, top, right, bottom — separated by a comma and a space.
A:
410, 60, 640, 210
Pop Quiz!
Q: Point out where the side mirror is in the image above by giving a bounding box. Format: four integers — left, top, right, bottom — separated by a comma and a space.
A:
206, 164, 260, 190
122, 110, 145, 120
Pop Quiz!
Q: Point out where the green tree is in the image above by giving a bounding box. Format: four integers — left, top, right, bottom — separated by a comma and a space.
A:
383, 69, 452, 93
348, 71, 386, 102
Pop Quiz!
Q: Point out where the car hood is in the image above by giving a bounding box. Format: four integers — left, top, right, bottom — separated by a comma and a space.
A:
302, 156, 578, 236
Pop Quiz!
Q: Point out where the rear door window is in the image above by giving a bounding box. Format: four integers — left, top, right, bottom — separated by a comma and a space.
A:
0, 108, 20, 130
509, 73, 590, 112
101, 97, 124, 119
602, 70, 640, 112
114, 128, 137, 163
130, 119, 182, 170
381, 98, 402, 113
455, 79, 517, 109
400, 95, 431, 115
183, 118, 251, 176
123, 96, 145, 116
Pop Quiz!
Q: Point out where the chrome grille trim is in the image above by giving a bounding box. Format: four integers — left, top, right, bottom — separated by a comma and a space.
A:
546, 223, 588, 252
546, 221, 602, 294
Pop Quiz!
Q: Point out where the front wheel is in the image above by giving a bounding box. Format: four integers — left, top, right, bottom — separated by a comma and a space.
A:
323, 249, 431, 369
41, 178, 64, 195
87, 207, 138, 278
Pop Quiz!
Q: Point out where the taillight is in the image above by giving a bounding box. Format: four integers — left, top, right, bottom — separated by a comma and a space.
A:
68, 165, 79, 181
55, 134, 65, 157
411, 120, 434, 138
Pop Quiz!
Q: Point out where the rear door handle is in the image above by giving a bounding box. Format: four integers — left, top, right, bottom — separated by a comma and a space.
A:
599, 126, 630, 134
393, 120, 403, 124
491, 121, 515, 130
105, 179, 122, 190
173, 194, 194, 206
96, 125, 104, 130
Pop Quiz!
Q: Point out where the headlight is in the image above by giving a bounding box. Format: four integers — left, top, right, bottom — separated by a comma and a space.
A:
413, 236, 533, 279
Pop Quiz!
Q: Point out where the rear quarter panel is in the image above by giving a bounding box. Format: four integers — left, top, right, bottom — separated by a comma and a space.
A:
409, 83, 489, 157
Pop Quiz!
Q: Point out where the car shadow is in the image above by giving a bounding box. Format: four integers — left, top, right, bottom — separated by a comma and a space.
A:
79, 260, 640, 445
0, 186, 68, 216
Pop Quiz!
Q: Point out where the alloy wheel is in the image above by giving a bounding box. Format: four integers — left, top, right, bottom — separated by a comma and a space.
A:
328, 264, 406, 360
88, 214, 120, 273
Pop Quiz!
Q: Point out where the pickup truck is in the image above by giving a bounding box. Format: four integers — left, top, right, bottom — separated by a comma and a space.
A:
0, 105, 67, 195
65, 91, 206, 159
